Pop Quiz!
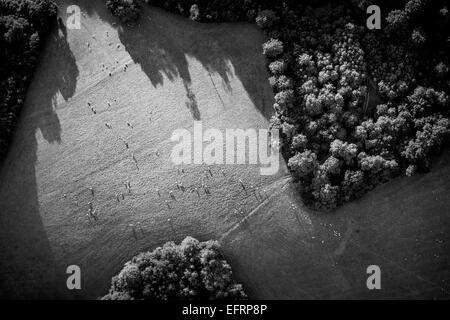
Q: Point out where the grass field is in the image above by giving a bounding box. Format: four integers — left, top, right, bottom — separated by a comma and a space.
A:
0, 0, 449, 299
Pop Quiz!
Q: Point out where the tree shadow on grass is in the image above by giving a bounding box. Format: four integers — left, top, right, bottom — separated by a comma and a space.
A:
0, 0, 274, 298
29, 20, 78, 144
83, 3, 274, 120
0, 17, 78, 299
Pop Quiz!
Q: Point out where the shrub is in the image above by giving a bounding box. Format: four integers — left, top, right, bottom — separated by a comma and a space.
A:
291, 134, 308, 151
262, 38, 283, 58
320, 156, 341, 176
435, 62, 449, 77
106, 0, 141, 23
190, 4, 200, 21
271, 75, 293, 91
288, 150, 318, 180
102, 237, 247, 300
410, 27, 426, 46
255, 9, 278, 29
341, 170, 365, 201
316, 183, 339, 210
402, 117, 450, 163
274, 89, 294, 111
268, 60, 286, 75
330, 139, 358, 165
358, 152, 399, 182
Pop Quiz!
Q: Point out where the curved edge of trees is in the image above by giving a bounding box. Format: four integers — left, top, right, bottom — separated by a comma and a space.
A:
0, 0, 58, 159
101, 236, 247, 300
260, 0, 449, 210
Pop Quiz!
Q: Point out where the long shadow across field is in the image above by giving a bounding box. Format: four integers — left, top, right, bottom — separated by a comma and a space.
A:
0, 19, 78, 299
81, 2, 274, 120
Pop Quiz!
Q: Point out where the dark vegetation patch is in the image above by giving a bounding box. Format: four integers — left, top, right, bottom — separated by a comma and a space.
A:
263, 0, 450, 210
0, 0, 57, 159
102, 237, 247, 300
106, 0, 141, 23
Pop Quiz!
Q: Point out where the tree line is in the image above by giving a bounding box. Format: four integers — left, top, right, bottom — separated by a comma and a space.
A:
0, 0, 57, 158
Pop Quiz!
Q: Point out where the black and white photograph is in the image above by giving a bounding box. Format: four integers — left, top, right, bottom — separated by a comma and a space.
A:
0, 0, 449, 307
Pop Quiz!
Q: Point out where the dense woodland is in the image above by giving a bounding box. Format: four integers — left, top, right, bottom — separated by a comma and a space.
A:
266, 1, 450, 210
0, 0, 57, 158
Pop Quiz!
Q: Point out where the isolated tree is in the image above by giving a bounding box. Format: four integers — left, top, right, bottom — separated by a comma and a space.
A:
190, 4, 200, 21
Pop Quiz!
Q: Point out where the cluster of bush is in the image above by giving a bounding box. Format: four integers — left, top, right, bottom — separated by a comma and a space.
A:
142, 0, 261, 22
102, 236, 247, 300
0, 0, 57, 159
261, 1, 449, 210
106, 0, 266, 23
106, 0, 141, 23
